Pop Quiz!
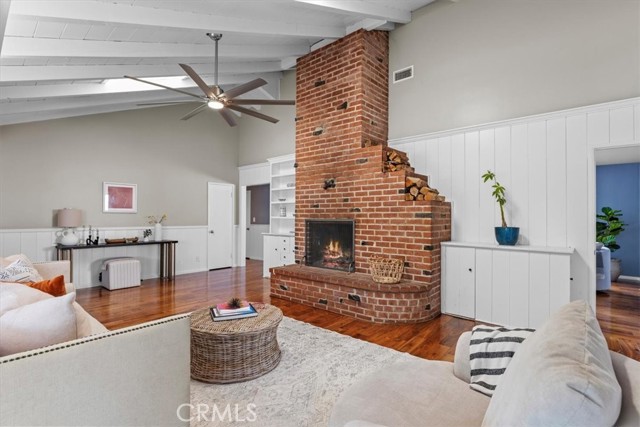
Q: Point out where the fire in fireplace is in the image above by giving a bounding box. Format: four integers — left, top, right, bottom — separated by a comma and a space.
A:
305, 219, 355, 272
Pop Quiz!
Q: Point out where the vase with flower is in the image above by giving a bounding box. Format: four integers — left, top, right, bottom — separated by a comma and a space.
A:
147, 214, 167, 241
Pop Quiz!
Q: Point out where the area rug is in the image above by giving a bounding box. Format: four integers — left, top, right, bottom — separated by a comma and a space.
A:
190, 317, 418, 426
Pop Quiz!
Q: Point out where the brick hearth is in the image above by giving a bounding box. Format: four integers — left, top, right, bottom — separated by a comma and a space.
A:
270, 29, 451, 323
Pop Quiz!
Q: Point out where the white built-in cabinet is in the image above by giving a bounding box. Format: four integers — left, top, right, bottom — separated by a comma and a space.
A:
263, 234, 295, 277
268, 154, 296, 235
441, 242, 574, 328
263, 154, 296, 277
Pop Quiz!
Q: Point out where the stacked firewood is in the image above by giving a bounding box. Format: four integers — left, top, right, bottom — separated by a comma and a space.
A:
383, 148, 414, 172
405, 175, 444, 201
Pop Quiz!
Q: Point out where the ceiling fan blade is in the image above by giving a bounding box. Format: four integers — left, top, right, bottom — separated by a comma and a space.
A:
219, 108, 238, 127
180, 104, 209, 121
124, 76, 204, 100
229, 99, 295, 106
226, 104, 279, 124
222, 78, 267, 100
179, 64, 216, 99
137, 101, 196, 106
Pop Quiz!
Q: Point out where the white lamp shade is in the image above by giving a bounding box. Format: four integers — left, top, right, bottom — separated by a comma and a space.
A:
58, 208, 82, 228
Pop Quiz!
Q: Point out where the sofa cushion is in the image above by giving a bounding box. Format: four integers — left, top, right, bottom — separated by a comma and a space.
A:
0, 282, 51, 316
329, 358, 490, 427
0, 292, 78, 356
0, 255, 44, 283
74, 303, 109, 337
482, 300, 622, 427
24, 275, 66, 297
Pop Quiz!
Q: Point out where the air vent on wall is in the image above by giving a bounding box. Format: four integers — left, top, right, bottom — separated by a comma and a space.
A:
393, 65, 414, 83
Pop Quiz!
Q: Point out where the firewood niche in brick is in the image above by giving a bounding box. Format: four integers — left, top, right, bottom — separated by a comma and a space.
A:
269, 29, 452, 324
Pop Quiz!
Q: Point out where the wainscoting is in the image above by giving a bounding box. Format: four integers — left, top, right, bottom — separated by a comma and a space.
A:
0, 226, 209, 288
390, 97, 640, 308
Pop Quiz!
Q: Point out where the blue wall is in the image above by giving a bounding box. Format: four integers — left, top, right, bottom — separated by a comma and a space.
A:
596, 163, 640, 277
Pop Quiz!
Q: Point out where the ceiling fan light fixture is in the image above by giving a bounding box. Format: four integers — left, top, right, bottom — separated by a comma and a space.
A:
208, 99, 224, 110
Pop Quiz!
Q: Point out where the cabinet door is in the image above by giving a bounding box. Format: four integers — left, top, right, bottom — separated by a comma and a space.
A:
262, 236, 279, 278
279, 237, 293, 265
443, 246, 476, 319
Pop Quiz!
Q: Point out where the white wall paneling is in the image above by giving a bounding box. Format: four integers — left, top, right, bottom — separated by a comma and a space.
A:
546, 118, 567, 247
610, 107, 634, 146
391, 97, 640, 310
450, 134, 465, 241
528, 121, 547, 246
478, 129, 495, 243
565, 114, 589, 303
0, 226, 207, 288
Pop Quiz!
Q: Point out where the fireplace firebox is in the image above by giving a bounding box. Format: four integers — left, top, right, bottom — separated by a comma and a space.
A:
305, 219, 355, 272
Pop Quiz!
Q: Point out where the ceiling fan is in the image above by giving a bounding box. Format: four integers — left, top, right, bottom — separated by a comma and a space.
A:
124, 33, 294, 126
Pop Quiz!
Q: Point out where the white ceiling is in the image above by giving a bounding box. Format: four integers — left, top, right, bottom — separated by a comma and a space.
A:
0, 0, 435, 125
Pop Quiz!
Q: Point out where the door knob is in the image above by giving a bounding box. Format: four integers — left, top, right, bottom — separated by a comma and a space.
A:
468, 268, 472, 272
209, 230, 215, 234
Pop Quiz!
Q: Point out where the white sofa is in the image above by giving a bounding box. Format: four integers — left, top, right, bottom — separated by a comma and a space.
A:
330, 300, 640, 427
0, 261, 191, 426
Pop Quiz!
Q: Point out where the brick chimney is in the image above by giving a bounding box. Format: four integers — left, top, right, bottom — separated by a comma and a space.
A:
270, 30, 451, 323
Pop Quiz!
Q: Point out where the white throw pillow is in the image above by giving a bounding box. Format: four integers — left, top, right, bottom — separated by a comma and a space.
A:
0, 254, 43, 283
0, 292, 78, 356
482, 300, 622, 427
0, 282, 52, 316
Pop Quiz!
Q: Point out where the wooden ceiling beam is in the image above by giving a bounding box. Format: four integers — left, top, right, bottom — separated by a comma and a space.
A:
294, 0, 413, 24
0, 62, 285, 82
10, 0, 345, 39
2, 37, 309, 60
0, 72, 282, 100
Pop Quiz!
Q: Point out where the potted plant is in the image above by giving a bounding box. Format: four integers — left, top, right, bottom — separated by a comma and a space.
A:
596, 206, 626, 281
482, 170, 519, 245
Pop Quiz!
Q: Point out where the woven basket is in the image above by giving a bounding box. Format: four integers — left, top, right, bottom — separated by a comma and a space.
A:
369, 257, 404, 284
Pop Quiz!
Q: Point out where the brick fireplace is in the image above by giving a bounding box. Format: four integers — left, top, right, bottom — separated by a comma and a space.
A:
270, 29, 451, 323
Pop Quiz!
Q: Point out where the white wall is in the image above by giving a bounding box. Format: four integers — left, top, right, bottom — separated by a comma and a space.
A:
389, 0, 640, 138
390, 97, 640, 309
237, 70, 296, 166
0, 104, 239, 228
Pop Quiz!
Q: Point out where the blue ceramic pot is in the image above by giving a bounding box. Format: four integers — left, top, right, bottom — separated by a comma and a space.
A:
495, 227, 519, 245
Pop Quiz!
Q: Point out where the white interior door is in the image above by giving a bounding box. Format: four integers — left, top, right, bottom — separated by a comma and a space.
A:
208, 182, 234, 270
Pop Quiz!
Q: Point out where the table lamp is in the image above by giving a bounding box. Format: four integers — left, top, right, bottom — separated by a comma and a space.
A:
57, 208, 82, 246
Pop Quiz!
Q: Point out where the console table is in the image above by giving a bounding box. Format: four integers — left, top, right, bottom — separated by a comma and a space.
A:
56, 240, 178, 282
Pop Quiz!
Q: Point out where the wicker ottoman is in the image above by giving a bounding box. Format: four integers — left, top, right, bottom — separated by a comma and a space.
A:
190, 303, 283, 383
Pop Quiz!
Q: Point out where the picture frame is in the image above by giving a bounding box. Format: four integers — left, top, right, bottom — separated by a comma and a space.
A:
103, 182, 137, 213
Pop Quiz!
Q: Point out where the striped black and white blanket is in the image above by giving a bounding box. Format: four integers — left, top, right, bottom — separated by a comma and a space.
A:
469, 325, 535, 396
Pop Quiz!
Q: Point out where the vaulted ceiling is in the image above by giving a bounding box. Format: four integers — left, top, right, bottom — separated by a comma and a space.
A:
0, 0, 434, 125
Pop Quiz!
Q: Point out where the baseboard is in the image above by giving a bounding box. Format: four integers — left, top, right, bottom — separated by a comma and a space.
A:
618, 275, 640, 285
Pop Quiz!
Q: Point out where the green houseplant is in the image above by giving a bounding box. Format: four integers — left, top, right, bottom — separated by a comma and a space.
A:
482, 170, 519, 245
596, 206, 626, 281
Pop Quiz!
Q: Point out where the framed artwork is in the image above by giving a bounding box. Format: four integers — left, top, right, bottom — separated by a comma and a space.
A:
103, 182, 137, 213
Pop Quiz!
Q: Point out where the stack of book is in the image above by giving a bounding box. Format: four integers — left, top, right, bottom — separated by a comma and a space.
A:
210, 301, 258, 322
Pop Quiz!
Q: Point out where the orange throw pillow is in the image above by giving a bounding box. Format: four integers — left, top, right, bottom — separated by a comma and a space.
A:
25, 275, 66, 297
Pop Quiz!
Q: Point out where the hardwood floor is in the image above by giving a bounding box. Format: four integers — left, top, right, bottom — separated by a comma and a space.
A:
596, 282, 640, 359
76, 260, 640, 362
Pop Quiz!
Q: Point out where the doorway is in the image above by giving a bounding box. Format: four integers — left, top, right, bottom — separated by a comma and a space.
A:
596, 162, 640, 284
246, 184, 270, 260
594, 148, 640, 285
207, 182, 234, 270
